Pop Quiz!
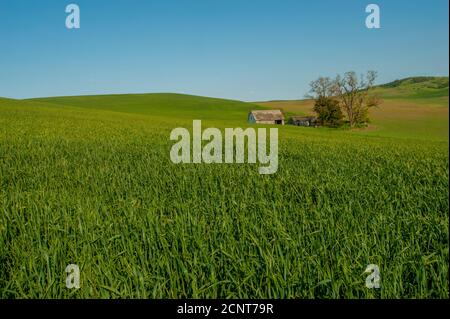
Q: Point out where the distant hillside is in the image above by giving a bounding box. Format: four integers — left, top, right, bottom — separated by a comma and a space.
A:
0, 97, 18, 103
26, 93, 266, 125
373, 76, 449, 100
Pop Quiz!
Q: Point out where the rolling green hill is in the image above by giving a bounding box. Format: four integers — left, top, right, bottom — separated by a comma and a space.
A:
373, 76, 449, 102
26, 93, 266, 126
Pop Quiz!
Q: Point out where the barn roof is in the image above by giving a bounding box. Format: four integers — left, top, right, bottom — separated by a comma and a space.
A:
249, 110, 285, 121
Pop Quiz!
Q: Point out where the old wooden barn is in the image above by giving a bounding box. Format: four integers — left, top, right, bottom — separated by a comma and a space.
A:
248, 110, 285, 125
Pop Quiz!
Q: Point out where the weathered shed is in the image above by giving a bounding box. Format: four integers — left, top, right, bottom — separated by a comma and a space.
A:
248, 110, 285, 125
289, 116, 317, 127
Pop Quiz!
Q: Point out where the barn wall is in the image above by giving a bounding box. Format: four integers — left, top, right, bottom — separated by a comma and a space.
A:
248, 112, 285, 125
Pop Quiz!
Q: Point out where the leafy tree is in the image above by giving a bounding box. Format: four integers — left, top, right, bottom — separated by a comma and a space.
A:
332, 71, 380, 127
313, 96, 343, 127
308, 77, 343, 127
308, 71, 381, 128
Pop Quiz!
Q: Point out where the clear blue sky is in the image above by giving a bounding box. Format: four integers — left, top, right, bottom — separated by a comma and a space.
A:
0, 0, 448, 101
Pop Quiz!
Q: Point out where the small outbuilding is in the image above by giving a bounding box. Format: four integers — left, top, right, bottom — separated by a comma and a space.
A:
248, 110, 285, 125
289, 116, 317, 127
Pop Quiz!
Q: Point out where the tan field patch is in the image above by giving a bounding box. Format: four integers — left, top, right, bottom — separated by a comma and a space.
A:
255, 98, 449, 140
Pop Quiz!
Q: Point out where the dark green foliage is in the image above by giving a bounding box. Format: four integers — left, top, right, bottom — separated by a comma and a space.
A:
380, 77, 449, 89
313, 97, 343, 127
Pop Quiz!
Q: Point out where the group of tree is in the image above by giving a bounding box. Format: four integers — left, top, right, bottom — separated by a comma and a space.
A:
308, 71, 381, 128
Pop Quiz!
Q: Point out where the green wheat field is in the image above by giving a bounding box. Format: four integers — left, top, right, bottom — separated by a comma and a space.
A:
0, 77, 448, 298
